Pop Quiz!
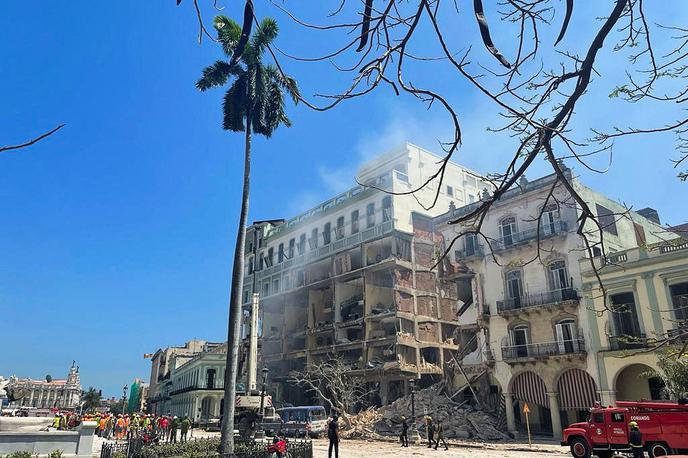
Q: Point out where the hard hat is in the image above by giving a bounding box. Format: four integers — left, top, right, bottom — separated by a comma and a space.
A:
629, 421, 638, 428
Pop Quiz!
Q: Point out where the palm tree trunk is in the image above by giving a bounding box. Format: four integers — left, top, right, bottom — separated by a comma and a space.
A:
220, 113, 252, 455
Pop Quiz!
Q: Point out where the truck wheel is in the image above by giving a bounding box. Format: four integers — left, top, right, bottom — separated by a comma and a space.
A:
648, 442, 670, 457
570, 437, 591, 458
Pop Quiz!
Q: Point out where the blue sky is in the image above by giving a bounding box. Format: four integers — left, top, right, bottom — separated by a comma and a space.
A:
1, 2, 686, 397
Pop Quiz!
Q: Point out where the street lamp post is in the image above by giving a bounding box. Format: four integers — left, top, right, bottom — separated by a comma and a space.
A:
255, 367, 269, 440
122, 385, 128, 414
409, 379, 419, 443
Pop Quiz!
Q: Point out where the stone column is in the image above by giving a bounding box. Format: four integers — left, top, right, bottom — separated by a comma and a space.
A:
28, 389, 35, 406
504, 393, 516, 434
547, 392, 563, 439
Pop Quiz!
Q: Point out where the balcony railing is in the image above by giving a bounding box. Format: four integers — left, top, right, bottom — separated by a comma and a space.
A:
455, 245, 485, 259
608, 334, 649, 350
502, 337, 586, 360
495, 221, 568, 251
496, 288, 579, 314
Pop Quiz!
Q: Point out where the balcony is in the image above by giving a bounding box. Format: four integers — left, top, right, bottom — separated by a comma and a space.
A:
494, 221, 568, 251
502, 337, 586, 361
455, 245, 485, 260
607, 334, 649, 351
496, 288, 579, 315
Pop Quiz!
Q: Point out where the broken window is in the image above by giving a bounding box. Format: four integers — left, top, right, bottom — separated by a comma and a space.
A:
336, 216, 345, 240
309, 228, 319, 250
366, 203, 375, 228
351, 210, 359, 234
382, 196, 392, 222
298, 233, 306, 255
323, 223, 331, 245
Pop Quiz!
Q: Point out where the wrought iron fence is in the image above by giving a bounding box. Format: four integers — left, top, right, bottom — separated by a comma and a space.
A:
494, 221, 568, 251
501, 337, 586, 360
102, 437, 313, 458
608, 334, 649, 350
101, 439, 143, 458
496, 288, 579, 313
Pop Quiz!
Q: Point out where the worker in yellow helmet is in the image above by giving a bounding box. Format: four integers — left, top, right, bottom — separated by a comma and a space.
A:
628, 421, 643, 458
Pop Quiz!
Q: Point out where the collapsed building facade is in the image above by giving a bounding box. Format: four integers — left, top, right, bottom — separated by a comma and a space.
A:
241, 143, 491, 405
238, 143, 686, 439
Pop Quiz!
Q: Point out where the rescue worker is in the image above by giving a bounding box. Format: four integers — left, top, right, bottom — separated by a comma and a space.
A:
426, 417, 435, 449
629, 421, 644, 458
400, 415, 409, 447
180, 415, 191, 443
327, 414, 339, 458
434, 419, 448, 451
170, 416, 179, 443
52, 413, 61, 430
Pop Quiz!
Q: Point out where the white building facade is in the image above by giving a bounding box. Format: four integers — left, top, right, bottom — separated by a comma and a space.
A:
8, 363, 82, 410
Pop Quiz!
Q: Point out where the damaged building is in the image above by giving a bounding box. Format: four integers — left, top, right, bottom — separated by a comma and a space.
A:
240, 143, 491, 405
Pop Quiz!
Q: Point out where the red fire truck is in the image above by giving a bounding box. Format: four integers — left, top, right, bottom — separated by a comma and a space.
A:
561, 400, 688, 458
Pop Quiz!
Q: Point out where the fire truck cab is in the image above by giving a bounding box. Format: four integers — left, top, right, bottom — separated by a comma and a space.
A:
561, 400, 688, 458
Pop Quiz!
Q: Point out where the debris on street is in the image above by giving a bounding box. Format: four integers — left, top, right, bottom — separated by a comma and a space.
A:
341, 383, 509, 441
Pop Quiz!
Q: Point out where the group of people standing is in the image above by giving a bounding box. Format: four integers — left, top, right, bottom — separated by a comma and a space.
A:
51, 412, 192, 443
398, 416, 448, 451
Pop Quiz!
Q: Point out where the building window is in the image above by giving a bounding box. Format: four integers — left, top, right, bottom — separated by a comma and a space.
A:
670, 282, 688, 324
610, 292, 641, 337
267, 247, 274, 267
243, 290, 249, 304
382, 196, 392, 223
505, 270, 523, 305
258, 252, 264, 271
468, 194, 476, 204
335, 216, 345, 240
273, 279, 280, 294
500, 217, 518, 247
288, 238, 295, 258
555, 318, 577, 353
351, 210, 359, 234
541, 204, 560, 235
548, 260, 569, 290
298, 233, 306, 255
366, 203, 375, 228
509, 325, 530, 358
446, 185, 454, 197
323, 222, 331, 245
596, 204, 618, 236
634, 222, 647, 246
464, 233, 478, 256
248, 257, 254, 275
263, 281, 269, 297
309, 228, 319, 250
278, 243, 284, 263
206, 369, 216, 389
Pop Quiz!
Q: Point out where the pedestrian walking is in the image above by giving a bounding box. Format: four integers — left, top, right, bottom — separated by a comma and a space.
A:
327, 414, 340, 458
434, 419, 448, 450
426, 417, 435, 449
400, 415, 409, 447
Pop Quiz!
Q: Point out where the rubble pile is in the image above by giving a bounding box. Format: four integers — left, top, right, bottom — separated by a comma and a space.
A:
341, 383, 509, 442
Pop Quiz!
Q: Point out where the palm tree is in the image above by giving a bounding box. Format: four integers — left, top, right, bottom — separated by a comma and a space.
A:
81, 387, 101, 412
196, 15, 299, 454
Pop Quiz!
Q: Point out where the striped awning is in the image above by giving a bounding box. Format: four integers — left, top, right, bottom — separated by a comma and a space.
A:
512, 371, 548, 407
557, 369, 598, 410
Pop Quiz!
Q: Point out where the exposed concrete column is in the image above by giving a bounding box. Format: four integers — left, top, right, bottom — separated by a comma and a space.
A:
504, 393, 516, 434
380, 380, 389, 405
600, 390, 616, 407
547, 392, 562, 439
